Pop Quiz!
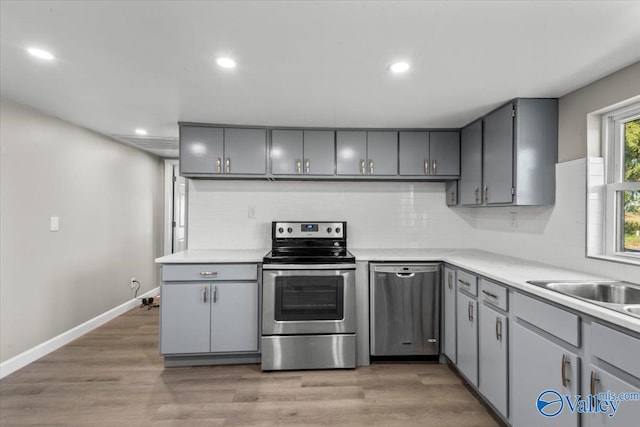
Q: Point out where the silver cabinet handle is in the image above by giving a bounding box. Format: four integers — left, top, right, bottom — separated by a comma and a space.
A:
369, 159, 374, 175
424, 160, 429, 175
590, 371, 599, 395
296, 159, 302, 174
474, 187, 479, 204
212, 286, 217, 303
458, 278, 470, 287
496, 317, 502, 341
305, 159, 310, 174
360, 159, 366, 175
216, 157, 222, 173
468, 301, 474, 321
200, 271, 218, 277
484, 185, 488, 203
450, 191, 455, 204
482, 289, 498, 299
561, 354, 570, 387
447, 272, 453, 289
225, 158, 231, 173
432, 160, 437, 175
202, 286, 207, 303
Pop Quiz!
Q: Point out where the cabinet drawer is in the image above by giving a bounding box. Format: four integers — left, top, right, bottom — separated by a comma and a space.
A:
456, 270, 477, 296
162, 264, 257, 282
591, 322, 640, 379
479, 279, 508, 311
513, 292, 580, 347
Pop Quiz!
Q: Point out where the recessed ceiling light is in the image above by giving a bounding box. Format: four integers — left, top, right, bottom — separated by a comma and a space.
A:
135, 129, 147, 136
216, 57, 236, 69
389, 62, 410, 73
27, 47, 54, 60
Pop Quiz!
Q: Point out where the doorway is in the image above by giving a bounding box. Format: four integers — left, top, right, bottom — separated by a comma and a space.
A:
163, 160, 186, 255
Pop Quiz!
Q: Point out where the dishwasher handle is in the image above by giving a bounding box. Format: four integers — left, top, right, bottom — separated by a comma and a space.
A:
372, 264, 440, 274
395, 272, 415, 278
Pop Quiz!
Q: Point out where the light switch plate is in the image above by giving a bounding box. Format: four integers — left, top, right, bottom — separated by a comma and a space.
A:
50, 216, 59, 231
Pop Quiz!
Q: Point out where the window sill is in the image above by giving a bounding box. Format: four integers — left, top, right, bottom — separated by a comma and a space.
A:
586, 253, 640, 267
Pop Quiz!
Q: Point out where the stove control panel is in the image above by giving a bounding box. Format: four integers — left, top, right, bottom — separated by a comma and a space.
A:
273, 222, 345, 239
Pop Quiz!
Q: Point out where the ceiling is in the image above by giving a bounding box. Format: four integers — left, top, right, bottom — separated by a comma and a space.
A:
2, 1, 640, 157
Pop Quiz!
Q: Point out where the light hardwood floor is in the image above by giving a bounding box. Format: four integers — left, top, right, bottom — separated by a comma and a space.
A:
1, 307, 499, 426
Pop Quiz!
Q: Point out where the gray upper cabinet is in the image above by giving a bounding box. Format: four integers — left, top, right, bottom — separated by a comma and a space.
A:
180, 126, 224, 175
367, 131, 398, 176
224, 128, 267, 175
483, 103, 515, 204
179, 125, 267, 177
336, 131, 367, 175
399, 132, 429, 176
429, 132, 460, 176
459, 120, 483, 205
303, 130, 335, 175
399, 131, 460, 177
271, 129, 303, 175
271, 130, 335, 176
459, 98, 558, 206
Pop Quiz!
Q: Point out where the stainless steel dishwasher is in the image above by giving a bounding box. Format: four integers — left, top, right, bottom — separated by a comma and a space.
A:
370, 263, 440, 356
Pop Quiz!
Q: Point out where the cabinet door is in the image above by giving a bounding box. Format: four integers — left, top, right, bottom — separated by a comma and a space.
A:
483, 103, 514, 204
429, 131, 460, 176
399, 132, 429, 176
210, 282, 258, 353
304, 130, 335, 175
336, 131, 367, 175
512, 321, 580, 427
160, 283, 210, 354
224, 128, 267, 175
479, 305, 508, 418
180, 126, 224, 175
456, 291, 478, 386
459, 120, 483, 205
367, 131, 398, 176
443, 267, 457, 362
271, 130, 303, 175
585, 366, 640, 427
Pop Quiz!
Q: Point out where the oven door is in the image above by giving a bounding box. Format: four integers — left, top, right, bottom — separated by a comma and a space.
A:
262, 266, 356, 335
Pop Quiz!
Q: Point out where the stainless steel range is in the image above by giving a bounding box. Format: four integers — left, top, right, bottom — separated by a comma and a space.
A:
261, 221, 356, 371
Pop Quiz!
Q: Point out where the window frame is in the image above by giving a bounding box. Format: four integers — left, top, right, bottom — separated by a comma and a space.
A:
601, 103, 640, 259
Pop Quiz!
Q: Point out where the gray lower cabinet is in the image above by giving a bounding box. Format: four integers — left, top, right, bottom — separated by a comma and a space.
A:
443, 267, 457, 362
456, 289, 478, 386
459, 120, 483, 205
271, 129, 334, 176
336, 130, 398, 176
479, 303, 508, 418
160, 263, 259, 357
512, 321, 580, 427
179, 124, 267, 177
585, 366, 640, 426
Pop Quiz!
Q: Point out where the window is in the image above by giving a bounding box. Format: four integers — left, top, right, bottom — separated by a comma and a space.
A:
601, 104, 640, 259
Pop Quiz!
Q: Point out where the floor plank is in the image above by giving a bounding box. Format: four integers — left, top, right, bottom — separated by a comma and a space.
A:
0, 306, 499, 426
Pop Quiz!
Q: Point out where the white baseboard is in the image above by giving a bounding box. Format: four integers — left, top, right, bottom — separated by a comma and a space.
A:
0, 287, 160, 379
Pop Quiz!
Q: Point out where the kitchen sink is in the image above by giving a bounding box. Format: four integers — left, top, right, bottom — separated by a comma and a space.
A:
624, 305, 640, 316
527, 280, 640, 318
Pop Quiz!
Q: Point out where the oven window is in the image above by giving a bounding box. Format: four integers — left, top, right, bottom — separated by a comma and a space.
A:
275, 276, 344, 321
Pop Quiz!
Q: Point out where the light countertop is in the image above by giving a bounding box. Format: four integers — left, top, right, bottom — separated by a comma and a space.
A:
155, 249, 269, 264
155, 247, 640, 333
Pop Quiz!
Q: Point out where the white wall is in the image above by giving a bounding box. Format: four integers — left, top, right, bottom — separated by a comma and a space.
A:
188, 180, 476, 250
0, 98, 164, 363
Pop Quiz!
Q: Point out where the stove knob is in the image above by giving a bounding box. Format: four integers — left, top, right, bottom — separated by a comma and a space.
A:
278, 227, 284, 234
335, 227, 341, 234
287, 227, 293, 233
327, 227, 332, 233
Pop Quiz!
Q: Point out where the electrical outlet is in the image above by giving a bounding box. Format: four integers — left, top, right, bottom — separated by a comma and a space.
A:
130, 277, 137, 288
248, 205, 256, 218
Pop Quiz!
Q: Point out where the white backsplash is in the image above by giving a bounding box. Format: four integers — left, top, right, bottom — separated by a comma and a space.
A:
188, 180, 475, 250
187, 160, 637, 282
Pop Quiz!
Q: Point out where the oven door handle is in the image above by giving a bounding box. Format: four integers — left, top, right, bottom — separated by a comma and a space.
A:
262, 263, 356, 270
